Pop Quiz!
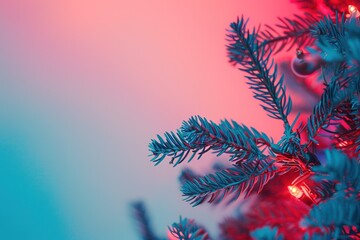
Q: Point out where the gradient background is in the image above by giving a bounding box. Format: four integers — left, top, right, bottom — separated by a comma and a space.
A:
0, 1, 299, 239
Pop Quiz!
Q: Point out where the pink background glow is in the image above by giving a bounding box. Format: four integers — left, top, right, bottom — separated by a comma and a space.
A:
0, 1, 298, 239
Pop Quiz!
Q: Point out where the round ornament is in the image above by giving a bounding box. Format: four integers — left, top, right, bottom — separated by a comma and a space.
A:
291, 49, 323, 77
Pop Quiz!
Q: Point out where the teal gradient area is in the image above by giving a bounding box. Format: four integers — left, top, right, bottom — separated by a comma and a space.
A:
0, 0, 298, 239
0, 125, 68, 240
0, 67, 68, 238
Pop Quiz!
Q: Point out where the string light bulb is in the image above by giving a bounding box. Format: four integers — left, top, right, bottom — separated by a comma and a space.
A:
336, 140, 353, 148
347, 5, 360, 18
288, 181, 320, 206
288, 185, 303, 199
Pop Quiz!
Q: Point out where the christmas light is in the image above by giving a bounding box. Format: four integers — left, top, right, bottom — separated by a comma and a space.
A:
347, 5, 360, 18
349, 5, 357, 14
288, 185, 303, 199
337, 140, 352, 148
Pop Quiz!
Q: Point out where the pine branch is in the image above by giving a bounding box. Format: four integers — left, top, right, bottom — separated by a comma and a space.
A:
259, 13, 318, 54
310, 180, 335, 200
218, 119, 274, 147
168, 217, 210, 240
312, 150, 360, 193
181, 116, 273, 162
149, 130, 199, 166
334, 100, 360, 156
306, 63, 358, 145
302, 197, 360, 235
276, 113, 303, 156
312, 14, 345, 38
149, 116, 269, 166
303, 151, 360, 237
181, 159, 276, 206
179, 168, 199, 185
227, 16, 292, 128
131, 201, 161, 240
311, 15, 346, 62
346, 17, 360, 64
307, 81, 341, 144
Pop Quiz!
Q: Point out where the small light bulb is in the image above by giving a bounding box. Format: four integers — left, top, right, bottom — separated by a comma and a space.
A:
288, 185, 303, 198
339, 141, 346, 147
348, 5, 360, 18
337, 140, 353, 148
349, 5, 357, 13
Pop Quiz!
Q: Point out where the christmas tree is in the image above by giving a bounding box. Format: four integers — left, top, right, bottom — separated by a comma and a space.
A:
132, 1, 360, 239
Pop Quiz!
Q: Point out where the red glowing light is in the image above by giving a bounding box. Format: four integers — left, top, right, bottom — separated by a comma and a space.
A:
349, 5, 357, 13
347, 5, 360, 18
288, 185, 303, 199
337, 140, 353, 148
